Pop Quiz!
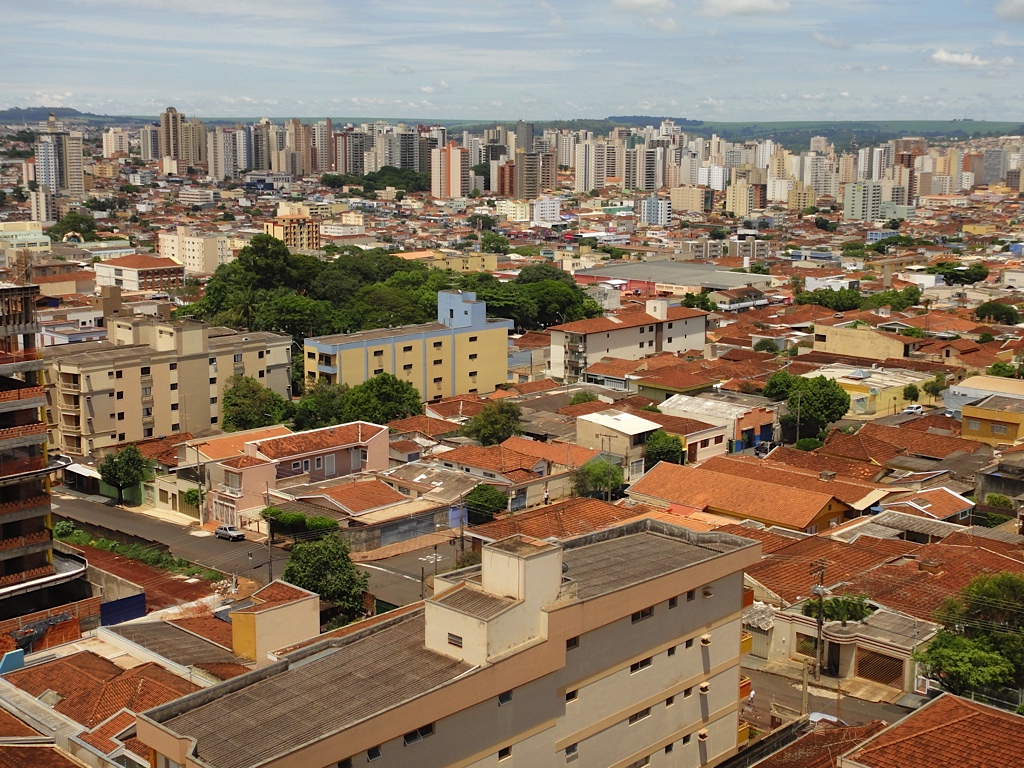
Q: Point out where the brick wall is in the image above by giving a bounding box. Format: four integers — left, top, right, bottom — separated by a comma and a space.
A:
0, 596, 101, 652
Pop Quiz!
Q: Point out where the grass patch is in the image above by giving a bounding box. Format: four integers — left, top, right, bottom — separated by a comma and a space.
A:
55, 525, 222, 580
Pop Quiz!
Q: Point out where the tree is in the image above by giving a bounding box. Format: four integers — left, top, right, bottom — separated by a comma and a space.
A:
282, 535, 368, 618
794, 437, 824, 451
976, 301, 1021, 325
98, 445, 151, 505
928, 261, 989, 286
900, 326, 926, 338
786, 376, 851, 440
802, 595, 873, 626
923, 373, 947, 402
978, 332, 996, 344
914, 632, 1015, 696
569, 391, 599, 406
986, 493, 1014, 509
515, 263, 574, 287
681, 292, 718, 312
988, 361, 1016, 378
342, 373, 422, 425
572, 458, 624, 500
465, 483, 508, 522
461, 401, 523, 445
480, 231, 510, 254
645, 429, 683, 470
293, 379, 351, 431
47, 212, 98, 242
222, 375, 291, 432
753, 339, 780, 354
903, 384, 920, 403
762, 370, 797, 401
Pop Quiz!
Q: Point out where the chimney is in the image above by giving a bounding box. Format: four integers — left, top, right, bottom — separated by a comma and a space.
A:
918, 558, 943, 574
818, 471, 837, 482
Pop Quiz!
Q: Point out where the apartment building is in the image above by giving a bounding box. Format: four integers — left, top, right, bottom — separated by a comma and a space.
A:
0, 284, 82, 617
0, 221, 51, 269
138, 519, 761, 768
670, 185, 714, 214
263, 214, 321, 250
43, 316, 291, 458
550, 299, 708, 383
94, 254, 185, 293
431, 140, 471, 199
305, 291, 512, 402
158, 225, 234, 275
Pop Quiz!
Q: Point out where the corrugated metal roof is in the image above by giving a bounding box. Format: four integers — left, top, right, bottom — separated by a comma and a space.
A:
433, 585, 516, 619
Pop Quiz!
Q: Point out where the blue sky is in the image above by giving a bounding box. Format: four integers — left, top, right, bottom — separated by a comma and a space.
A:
3, 0, 1024, 121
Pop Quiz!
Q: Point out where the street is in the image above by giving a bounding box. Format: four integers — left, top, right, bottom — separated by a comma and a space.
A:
741, 668, 912, 729
358, 539, 461, 607
50, 493, 286, 584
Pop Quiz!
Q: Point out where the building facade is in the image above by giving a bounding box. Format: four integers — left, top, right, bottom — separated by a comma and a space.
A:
263, 215, 321, 250
158, 226, 233, 275
94, 255, 185, 293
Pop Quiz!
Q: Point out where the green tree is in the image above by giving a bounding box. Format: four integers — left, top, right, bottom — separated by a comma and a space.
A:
465, 483, 508, 521
466, 212, 496, 230
976, 301, 1021, 325
644, 429, 683, 470
461, 401, 523, 445
927, 261, 989, 285
914, 632, 1015, 696
569, 391, 599, 406
786, 376, 851, 440
515, 262, 575, 287
753, 339, 780, 354
342, 373, 422, 425
986, 493, 1014, 509
572, 458, 624, 500
903, 384, 920, 403
900, 326, 926, 338
293, 379, 351, 431
481, 231, 510, 254
978, 332, 996, 344
923, 373, 947, 402
794, 437, 824, 451
988, 361, 1016, 378
762, 370, 797, 401
802, 595, 873, 626
222, 375, 291, 432
97, 445, 151, 505
282, 535, 369, 618
47, 212, 98, 242
681, 292, 718, 312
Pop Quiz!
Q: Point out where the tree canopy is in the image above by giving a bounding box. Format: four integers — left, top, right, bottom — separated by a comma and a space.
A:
281, 535, 368, 617
222, 375, 292, 432
47, 212, 98, 242
927, 261, 989, 285
465, 483, 508, 522
782, 375, 851, 440
681, 292, 718, 312
569, 391, 599, 406
976, 301, 1021, 325
97, 445, 151, 505
342, 373, 422, 424
461, 401, 523, 445
572, 458, 624, 500
795, 285, 921, 313
644, 429, 683, 470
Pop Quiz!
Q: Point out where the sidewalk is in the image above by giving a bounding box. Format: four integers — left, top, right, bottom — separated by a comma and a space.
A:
742, 654, 906, 705
53, 486, 202, 529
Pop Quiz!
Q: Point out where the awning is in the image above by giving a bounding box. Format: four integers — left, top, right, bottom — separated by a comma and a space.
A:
65, 463, 101, 480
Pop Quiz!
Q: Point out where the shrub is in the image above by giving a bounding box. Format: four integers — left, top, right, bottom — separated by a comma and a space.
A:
795, 437, 824, 451
53, 520, 76, 538
986, 493, 1014, 509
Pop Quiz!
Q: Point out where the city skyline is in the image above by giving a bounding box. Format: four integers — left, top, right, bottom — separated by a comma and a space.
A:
3, 0, 1024, 122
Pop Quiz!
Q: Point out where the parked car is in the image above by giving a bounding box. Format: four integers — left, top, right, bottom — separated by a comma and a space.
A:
215, 524, 245, 542
754, 441, 779, 457
901, 405, 924, 415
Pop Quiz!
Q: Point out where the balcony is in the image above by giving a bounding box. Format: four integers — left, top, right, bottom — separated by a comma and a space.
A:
739, 675, 752, 700
217, 484, 244, 498
740, 631, 753, 656
0, 423, 47, 442
0, 494, 49, 517
0, 564, 55, 587
0, 529, 50, 553
737, 721, 751, 746
0, 385, 45, 405
743, 585, 755, 608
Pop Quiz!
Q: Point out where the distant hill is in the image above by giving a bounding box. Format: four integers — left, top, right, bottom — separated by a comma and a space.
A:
0, 106, 99, 122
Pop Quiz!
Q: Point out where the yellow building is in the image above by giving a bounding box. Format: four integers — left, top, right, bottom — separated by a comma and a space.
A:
304, 291, 512, 402
962, 395, 1024, 446
805, 363, 936, 417
263, 214, 320, 250
396, 250, 498, 273
812, 323, 926, 361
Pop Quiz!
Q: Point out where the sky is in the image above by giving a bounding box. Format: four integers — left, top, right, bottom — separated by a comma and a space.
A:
3, 0, 1024, 122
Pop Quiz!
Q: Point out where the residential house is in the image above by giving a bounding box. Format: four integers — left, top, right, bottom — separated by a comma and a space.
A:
961, 394, 1024, 446
946, 374, 1024, 416
707, 286, 768, 313
659, 393, 779, 451
430, 443, 566, 512
804, 363, 937, 417
812, 323, 926, 361
878, 486, 974, 523
634, 369, 717, 403
575, 409, 660, 480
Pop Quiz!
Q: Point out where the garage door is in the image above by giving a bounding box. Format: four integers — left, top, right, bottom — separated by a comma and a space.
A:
746, 625, 772, 659
855, 648, 904, 688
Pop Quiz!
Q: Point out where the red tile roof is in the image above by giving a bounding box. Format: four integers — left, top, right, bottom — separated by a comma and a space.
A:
253, 422, 385, 460
856, 422, 985, 460
699, 456, 887, 507
469, 497, 643, 541
551, 305, 707, 335
507, 378, 559, 395
220, 454, 272, 469
387, 415, 461, 437
558, 395, 654, 418
754, 720, 888, 768
500, 436, 600, 468
713, 524, 799, 555
763, 446, 886, 482
102, 254, 183, 270
842, 694, 1024, 768
232, 580, 317, 614
881, 487, 973, 520
428, 397, 488, 419
170, 615, 233, 649
819, 431, 906, 465
0, 708, 39, 737
0, 746, 89, 768
302, 478, 406, 514
435, 444, 544, 476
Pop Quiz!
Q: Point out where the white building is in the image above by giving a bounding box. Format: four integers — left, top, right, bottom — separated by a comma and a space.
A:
638, 195, 670, 227
158, 225, 233, 275
530, 196, 561, 224
102, 127, 131, 158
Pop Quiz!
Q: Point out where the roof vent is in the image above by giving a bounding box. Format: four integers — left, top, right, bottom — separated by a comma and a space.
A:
919, 558, 943, 574
818, 471, 836, 482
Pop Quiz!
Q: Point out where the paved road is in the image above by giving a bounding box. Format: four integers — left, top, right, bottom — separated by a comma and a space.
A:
741, 668, 912, 729
358, 540, 462, 607
50, 493, 286, 584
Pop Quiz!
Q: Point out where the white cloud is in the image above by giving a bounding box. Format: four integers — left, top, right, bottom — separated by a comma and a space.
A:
420, 86, 434, 93
996, 0, 1024, 21
813, 31, 848, 50
611, 0, 677, 30
931, 48, 991, 67
701, 0, 790, 17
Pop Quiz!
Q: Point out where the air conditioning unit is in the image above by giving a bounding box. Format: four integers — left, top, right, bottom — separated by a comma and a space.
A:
698, 729, 709, 742
699, 682, 710, 694
700, 634, 712, 647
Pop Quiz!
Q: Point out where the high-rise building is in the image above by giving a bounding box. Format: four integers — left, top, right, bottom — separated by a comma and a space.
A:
252, 119, 273, 172
513, 150, 555, 200
101, 127, 130, 158
311, 119, 334, 173
180, 119, 207, 166
842, 181, 883, 221
34, 116, 83, 197
158, 107, 184, 160
574, 141, 607, 194
29, 186, 56, 223
206, 129, 238, 182
515, 119, 535, 154
982, 149, 1008, 185
638, 194, 670, 227
670, 185, 714, 214
284, 118, 312, 176
139, 124, 159, 162
430, 141, 471, 200
725, 181, 756, 218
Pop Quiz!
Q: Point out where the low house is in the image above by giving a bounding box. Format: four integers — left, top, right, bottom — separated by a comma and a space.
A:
575, 409, 659, 480
659, 393, 778, 451
245, 422, 389, 482
878, 487, 974, 524
430, 444, 570, 511
961, 394, 1024, 446
806, 364, 936, 417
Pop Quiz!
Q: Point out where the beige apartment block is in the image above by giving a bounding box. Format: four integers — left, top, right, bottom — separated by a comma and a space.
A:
43, 316, 291, 458
158, 225, 233, 275
139, 519, 761, 768
93, 254, 185, 293
264, 214, 321, 250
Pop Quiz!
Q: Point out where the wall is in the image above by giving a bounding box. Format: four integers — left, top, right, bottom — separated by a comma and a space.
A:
812, 326, 906, 361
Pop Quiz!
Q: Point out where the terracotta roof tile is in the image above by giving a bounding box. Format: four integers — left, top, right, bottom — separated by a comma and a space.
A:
192, 425, 292, 461
754, 720, 889, 768
763, 446, 886, 482
0, 746, 89, 768
881, 487, 973, 521
387, 415, 461, 437
0, 708, 39, 738
170, 615, 234, 649
856, 422, 985, 460
301, 479, 406, 514
101, 254, 183, 270
220, 454, 272, 469
551, 306, 707, 335
434, 445, 543, 476
843, 694, 1024, 768
500, 436, 600, 468
699, 456, 887, 507
469, 497, 640, 541
713, 524, 799, 555
428, 398, 487, 419
507, 378, 559, 395
253, 422, 385, 460
819, 431, 906, 465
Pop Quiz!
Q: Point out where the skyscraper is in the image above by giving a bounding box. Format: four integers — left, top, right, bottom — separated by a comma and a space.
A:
514, 150, 555, 200
33, 116, 83, 197
139, 124, 159, 162
101, 127, 130, 158
574, 141, 607, 194
515, 120, 535, 154
158, 106, 184, 160
842, 181, 883, 221
430, 141, 471, 199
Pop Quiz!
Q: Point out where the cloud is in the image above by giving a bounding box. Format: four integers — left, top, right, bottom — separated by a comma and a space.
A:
813, 31, 848, 49
419, 86, 434, 93
701, 0, 790, 16
611, 0, 677, 30
995, 0, 1024, 21
931, 48, 991, 67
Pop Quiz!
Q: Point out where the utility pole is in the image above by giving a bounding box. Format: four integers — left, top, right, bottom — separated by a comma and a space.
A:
811, 558, 827, 682
801, 659, 810, 716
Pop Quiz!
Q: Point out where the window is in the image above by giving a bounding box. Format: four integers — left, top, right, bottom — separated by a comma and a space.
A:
714, 435, 723, 444
566, 689, 578, 702
648, 325, 654, 332
992, 424, 1009, 435
403, 724, 434, 746
448, 633, 463, 648
566, 636, 579, 650
631, 606, 653, 623
640, 327, 645, 334
669, 596, 678, 609
374, 368, 384, 375
209, 377, 217, 385
483, 471, 496, 479
433, 377, 442, 383
666, 695, 675, 706
315, 456, 323, 470
700, 439, 710, 448
117, 433, 125, 441
403, 363, 413, 371
171, 423, 179, 431
171, 403, 178, 411
143, 427, 153, 437
403, 345, 413, 352
665, 743, 674, 754
469, 336, 478, 342
140, 366, 150, 376
498, 690, 513, 706
367, 746, 382, 761
667, 337, 673, 343
233, 353, 243, 363
210, 397, 217, 404
566, 743, 578, 757
684, 687, 692, 697
630, 657, 652, 673
682, 734, 691, 745
107, 371, 113, 378
209, 357, 216, 365
142, 385, 152, 396
169, 362, 177, 370
685, 639, 694, 649
968, 419, 980, 430
116, 391, 124, 400
668, 646, 676, 657
469, 353, 477, 360
117, 412, 125, 421
170, 382, 178, 391
115, 370, 123, 379
307, 351, 315, 359
338, 760, 352, 768
433, 359, 443, 365
373, 349, 383, 357
628, 708, 651, 725
211, 416, 218, 424
258, 350, 264, 359
668, 322, 674, 329
469, 370, 477, 377
686, 589, 695, 601
498, 747, 512, 761
292, 461, 301, 470
433, 341, 443, 348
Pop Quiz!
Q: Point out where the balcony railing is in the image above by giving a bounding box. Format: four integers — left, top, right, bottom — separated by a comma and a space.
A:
0, 385, 45, 404
740, 631, 753, 656
0, 494, 50, 516
0, 564, 55, 587
737, 721, 751, 746
0, 530, 50, 552
743, 585, 755, 608
739, 675, 752, 700
217, 484, 244, 498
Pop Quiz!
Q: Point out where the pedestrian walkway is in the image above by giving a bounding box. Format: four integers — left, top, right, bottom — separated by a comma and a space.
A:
742, 654, 906, 704
53, 486, 201, 528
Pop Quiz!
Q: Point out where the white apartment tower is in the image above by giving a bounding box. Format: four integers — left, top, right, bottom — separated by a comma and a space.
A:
574, 141, 608, 194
